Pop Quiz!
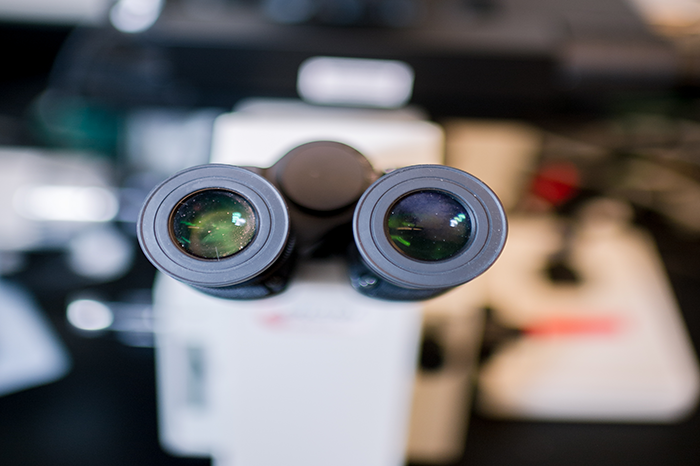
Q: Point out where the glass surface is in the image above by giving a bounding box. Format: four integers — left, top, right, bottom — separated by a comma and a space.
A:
386, 190, 471, 261
170, 189, 257, 260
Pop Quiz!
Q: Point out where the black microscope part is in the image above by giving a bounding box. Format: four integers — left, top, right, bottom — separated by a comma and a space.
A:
137, 142, 507, 300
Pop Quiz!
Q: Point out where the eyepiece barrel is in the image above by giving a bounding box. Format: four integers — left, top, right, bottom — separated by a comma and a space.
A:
352, 164, 507, 296
137, 164, 291, 297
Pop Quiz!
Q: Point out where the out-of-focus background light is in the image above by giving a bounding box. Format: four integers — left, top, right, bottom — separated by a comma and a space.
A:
297, 56, 414, 108
66, 298, 114, 332
13, 185, 119, 222
109, 0, 163, 33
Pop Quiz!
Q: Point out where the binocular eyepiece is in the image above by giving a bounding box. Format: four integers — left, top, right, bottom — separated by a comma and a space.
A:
137, 141, 506, 301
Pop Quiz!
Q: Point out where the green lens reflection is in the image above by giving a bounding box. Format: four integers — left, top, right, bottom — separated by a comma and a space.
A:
386, 190, 471, 261
170, 190, 257, 260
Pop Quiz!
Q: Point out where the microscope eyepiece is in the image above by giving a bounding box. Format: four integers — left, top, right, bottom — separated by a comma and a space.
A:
138, 164, 293, 299
137, 147, 506, 301
351, 164, 506, 299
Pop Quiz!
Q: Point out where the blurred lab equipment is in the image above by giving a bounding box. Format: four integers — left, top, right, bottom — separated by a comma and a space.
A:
45, 0, 677, 117
0, 147, 133, 281
478, 207, 700, 421
0, 279, 70, 396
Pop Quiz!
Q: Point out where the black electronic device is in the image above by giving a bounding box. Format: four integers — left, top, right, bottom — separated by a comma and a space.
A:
137, 141, 506, 300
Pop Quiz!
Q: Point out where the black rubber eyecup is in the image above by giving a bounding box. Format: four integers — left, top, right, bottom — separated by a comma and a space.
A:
353, 165, 507, 290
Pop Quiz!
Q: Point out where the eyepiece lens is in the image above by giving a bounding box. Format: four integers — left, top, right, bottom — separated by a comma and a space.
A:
386, 190, 471, 262
170, 189, 257, 260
